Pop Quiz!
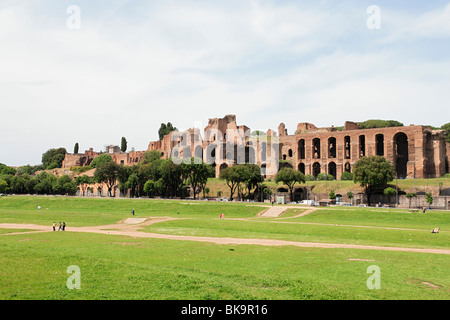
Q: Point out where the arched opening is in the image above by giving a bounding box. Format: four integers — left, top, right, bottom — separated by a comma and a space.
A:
261, 164, 267, 177
344, 162, 351, 172
194, 145, 203, 161
394, 132, 408, 178
313, 162, 321, 178
375, 134, 384, 156
219, 163, 228, 175
312, 138, 321, 159
298, 163, 305, 174
359, 135, 366, 157
288, 149, 293, 158
328, 162, 337, 180
328, 137, 336, 158
293, 188, 303, 201
344, 136, 351, 159
298, 139, 305, 159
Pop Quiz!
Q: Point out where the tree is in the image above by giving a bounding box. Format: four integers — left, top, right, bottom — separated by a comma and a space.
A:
405, 192, 417, 208
440, 122, 450, 143
347, 191, 354, 205
383, 187, 396, 205
158, 122, 177, 140
358, 120, 403, 129
34, 172, 56, 194
126, 173, 140, 197
181, 158, 214, 200
426, 193, 433, 206
341, 171, 354, 181
90, 154, 113, 168
74, 142, 79, 154
121, 137, 127, 153
144, 180, 155, 197
329, 189, 336, 203
142, 150, 162, 164
275, 168, 305, 202
353, 156, 395, 206
0, 179, 8, 193
94, 161, 120, 197
317, 173, 333, 181
76, 175, 94, 196
42, 148, 67, 169
219, 166, 241, 201
234, 164, 263, 200
203, 187, 210, 199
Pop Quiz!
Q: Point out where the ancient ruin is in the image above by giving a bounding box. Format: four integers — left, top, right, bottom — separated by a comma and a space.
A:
62, 115, 449, 180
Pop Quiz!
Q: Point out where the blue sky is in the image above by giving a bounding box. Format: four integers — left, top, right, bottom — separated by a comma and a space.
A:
0, 0, 449, 166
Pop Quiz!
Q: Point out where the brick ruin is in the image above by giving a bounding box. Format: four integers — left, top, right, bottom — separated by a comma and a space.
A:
63, 115, 449, 180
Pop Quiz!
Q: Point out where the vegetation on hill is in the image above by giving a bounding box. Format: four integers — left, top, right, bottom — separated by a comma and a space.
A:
357, 119, 404, 129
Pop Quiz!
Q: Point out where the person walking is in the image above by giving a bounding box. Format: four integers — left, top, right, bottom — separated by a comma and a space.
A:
132, 209, 135, 216
62, 222, 66, 231
52, 222, 56, 231
58, 222, 62, 231
38, 205, 41, 213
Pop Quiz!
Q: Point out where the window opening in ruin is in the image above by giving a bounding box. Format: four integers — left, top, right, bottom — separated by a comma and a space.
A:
313, 162, 321, 178
313, 138, 321, 159
344, 136, 351, 159
359, 135, 366, 157
394, 132, 408, 179
298, 139, 305, 159
375, 134, 384, 156
328, 137, 336, 158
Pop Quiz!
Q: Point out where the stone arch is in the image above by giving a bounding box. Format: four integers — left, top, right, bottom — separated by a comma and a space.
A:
312, 138, 321, 159
219, 163, 228, 175
344, 162, 351, 172
328, 162, 337, 180
394, 132, 408, 178
298, 139, 305, 159
375, 134, 384, 156
298, 162, 305, 174
359, 135, 366, 157
344, 136, 351, 159
312, 162, 321, 178
194, 145, 203, 161
328, 137, 336, 158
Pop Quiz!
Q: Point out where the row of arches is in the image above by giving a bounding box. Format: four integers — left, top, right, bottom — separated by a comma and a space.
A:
292, 132, 409, 178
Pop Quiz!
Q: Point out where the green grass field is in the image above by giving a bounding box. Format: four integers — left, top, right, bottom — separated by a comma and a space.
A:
0, 196, 449, 300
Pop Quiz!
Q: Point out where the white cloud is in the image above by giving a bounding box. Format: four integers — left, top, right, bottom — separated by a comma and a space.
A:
0, 1, 449, 166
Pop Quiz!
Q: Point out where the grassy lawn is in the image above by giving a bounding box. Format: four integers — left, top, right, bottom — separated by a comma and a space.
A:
0, 196, 449, 300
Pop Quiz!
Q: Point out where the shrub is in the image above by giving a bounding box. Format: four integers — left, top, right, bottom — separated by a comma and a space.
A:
341, 171, 354, 181
317, 173, 334, 181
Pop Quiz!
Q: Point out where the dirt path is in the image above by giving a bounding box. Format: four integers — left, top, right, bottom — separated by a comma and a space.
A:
1, 218, 449, 255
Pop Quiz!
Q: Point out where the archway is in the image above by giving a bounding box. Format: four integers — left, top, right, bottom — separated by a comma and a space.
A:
328, 137, 336, 158
375, 134, 384, 156
344, 136, 351, 159
394, 132, 408, 178
328, 162, 337, 180
312, 138, 321, 159
312, 162, 321, 178
298, 163, 305, 174
298, 139, 305, 159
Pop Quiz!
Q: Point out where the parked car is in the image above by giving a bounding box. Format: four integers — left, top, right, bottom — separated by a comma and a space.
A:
0, 193, 6, 197
358, 204, 367, 207
341, 202, 351, 206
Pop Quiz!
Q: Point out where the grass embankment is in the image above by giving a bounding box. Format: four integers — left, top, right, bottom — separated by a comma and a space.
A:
0, 196, 449, 300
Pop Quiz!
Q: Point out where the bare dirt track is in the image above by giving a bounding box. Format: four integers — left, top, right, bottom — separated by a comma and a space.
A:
1, 215, 449, 255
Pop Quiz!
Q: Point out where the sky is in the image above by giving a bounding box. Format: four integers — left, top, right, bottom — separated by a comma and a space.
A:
1, 0, 449, 166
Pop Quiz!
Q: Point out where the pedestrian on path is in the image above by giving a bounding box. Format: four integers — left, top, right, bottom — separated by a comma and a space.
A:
52, 222, 56, 231
58, 222, 62, 231
62, 222, 66, 231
